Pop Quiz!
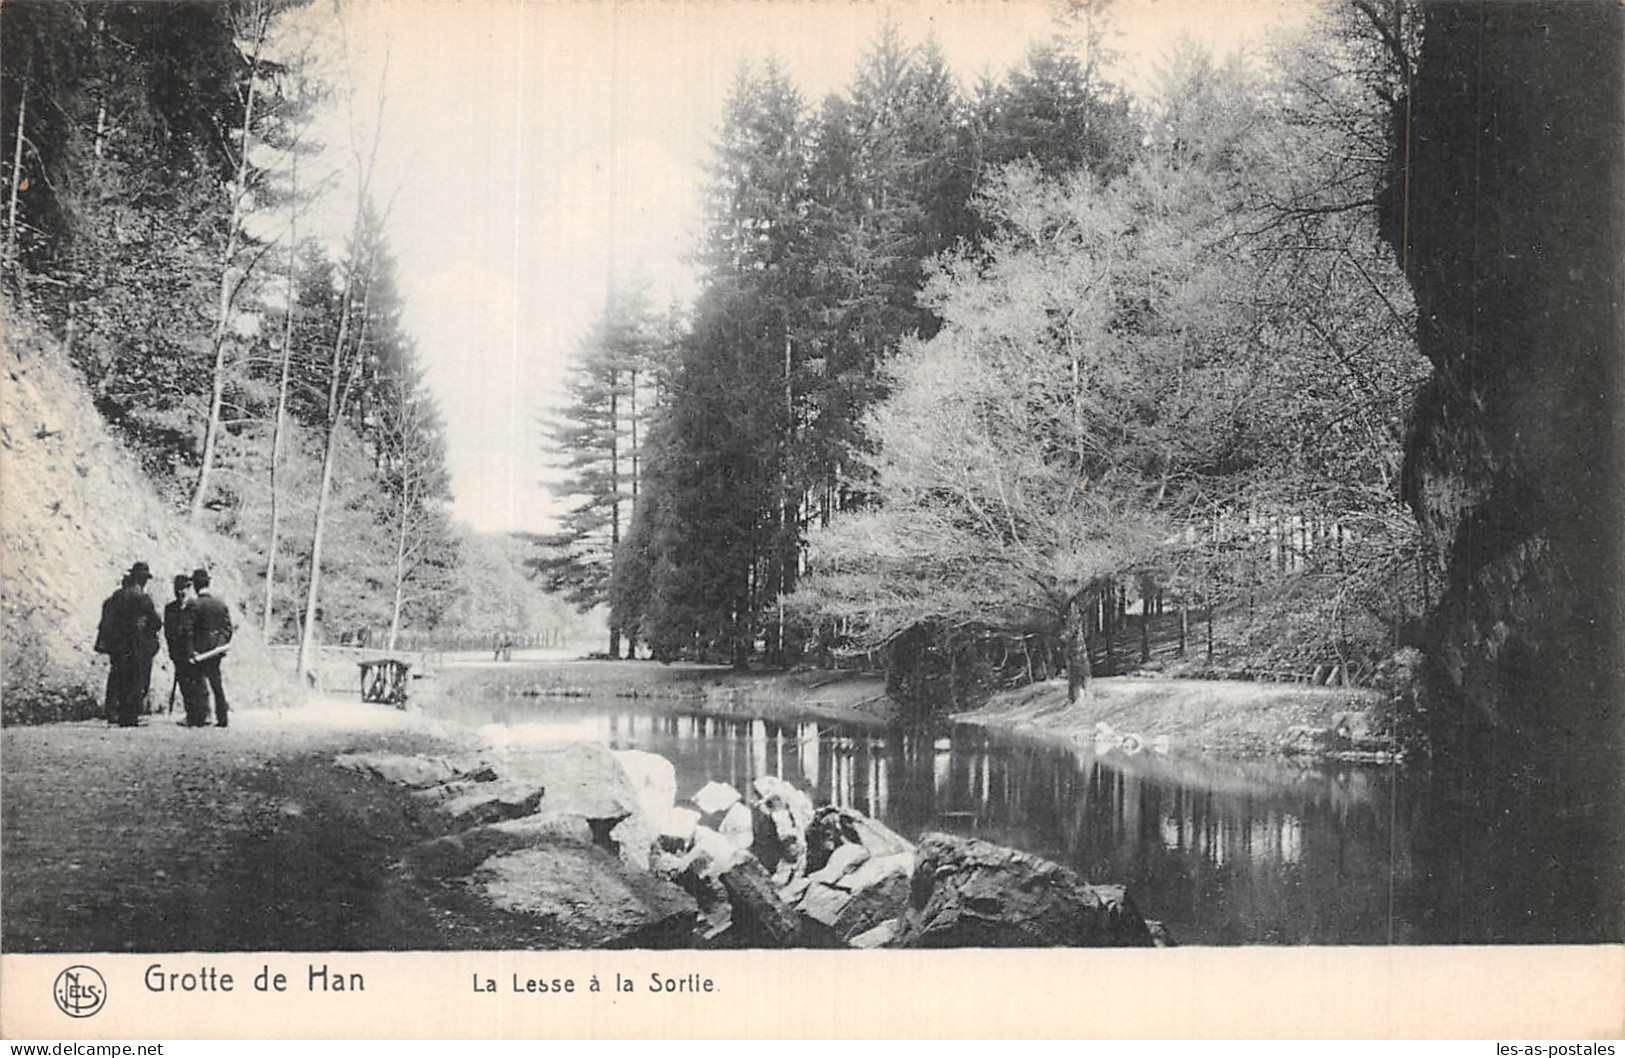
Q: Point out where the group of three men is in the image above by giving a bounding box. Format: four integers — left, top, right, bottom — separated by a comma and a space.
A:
95, 562, 232, 728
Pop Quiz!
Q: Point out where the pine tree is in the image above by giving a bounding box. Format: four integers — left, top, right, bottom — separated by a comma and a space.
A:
632, 61, 814, 666
626, 283, 782, 665
976, 36, 1138, 186
295, 196, 390, 680
800, 26, 976, 528
534, 283, 663, 657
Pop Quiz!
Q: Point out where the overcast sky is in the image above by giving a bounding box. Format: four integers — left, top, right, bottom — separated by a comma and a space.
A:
318, 0, 1314, 535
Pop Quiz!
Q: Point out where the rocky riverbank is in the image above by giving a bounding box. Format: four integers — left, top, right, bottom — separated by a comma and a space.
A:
2, 691, 1170, 952
338, 733, 1169, 950
6, 666, 1382, 952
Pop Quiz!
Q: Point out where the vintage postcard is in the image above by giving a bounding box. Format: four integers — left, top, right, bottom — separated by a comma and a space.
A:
1, 0, 1620, 1041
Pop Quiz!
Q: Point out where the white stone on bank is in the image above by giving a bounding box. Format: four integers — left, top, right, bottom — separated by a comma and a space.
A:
692, 780, 742, 816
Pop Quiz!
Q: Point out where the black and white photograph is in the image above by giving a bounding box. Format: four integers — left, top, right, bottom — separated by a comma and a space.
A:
1, 0, 1620, 1039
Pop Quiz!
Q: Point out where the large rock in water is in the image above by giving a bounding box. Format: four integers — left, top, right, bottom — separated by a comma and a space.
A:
751, 776, 816, 871
691, 780, 742, 816
718, 857, 801, 946
434, 779, 546, 827
613, 750, 677, 818
797, 869, 909, 942
478, 844, 698, 948
893, 834, 1153, 948
335, 753, 493, 788
494, 741, 641, 823
804, 805, 913, 872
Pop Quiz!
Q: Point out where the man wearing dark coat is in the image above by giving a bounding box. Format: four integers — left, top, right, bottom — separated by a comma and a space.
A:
94, 589, 119, 725
163, 574, 210, 727
189, 567, 233, 729
94, 562, 162, 727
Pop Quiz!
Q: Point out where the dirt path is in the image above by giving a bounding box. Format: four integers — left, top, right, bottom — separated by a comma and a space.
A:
0, 700, 596, 953
2, 661, 897, 954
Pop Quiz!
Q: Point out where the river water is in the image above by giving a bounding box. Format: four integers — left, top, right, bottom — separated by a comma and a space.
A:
434, 684, 1621, 946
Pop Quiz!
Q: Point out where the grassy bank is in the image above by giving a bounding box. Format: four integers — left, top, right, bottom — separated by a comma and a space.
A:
956, 676, 1389, 758
419, 658, 1387, 760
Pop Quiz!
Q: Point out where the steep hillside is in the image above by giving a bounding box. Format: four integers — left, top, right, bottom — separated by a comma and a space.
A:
1, 300, 297, 723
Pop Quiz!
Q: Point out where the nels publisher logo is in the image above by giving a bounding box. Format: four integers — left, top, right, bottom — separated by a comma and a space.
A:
53, 965, 107, 1018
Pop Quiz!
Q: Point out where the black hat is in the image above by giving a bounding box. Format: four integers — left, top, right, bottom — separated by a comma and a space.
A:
173, 573, 192, 591
127, 562, 152, 583
191, 567, 211, 589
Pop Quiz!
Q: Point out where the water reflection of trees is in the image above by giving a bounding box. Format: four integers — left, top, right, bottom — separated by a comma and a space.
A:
442, 694, 1614, 942
653, 711, 1618, 942
471, 702, 1424, 943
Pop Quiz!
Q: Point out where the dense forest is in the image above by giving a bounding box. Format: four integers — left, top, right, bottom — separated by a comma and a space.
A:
0, 0, 571, 683
7, 0, 1615, 764
538, 3, 1432, 715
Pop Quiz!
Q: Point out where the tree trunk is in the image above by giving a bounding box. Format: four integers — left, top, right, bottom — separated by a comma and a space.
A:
293, 15, 390, 683
608, 383, 621, 659
1066, 596, 1091, 704
296, 269, 369, 682
629, 367, 639, 501
731, 595, 750, 670
1178, 604, 1188, 657
298, 418, 341, 683
777, 330, 794, 662
1140, 597, 1150, 664
1205, 596, 1215, 664
1102, 582, 1116, 672
5, 65, 28, 271
739, 520, 759, 668
190, 26, 264, 521
261, 338, 292, 635
386, 485, 410, 652
195, 305, 242, 520
262, 155, 300, 637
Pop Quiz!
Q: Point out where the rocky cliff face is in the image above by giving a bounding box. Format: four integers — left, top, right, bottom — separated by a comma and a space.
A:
1, 300, 286, 721
1394, 3, 1624, 770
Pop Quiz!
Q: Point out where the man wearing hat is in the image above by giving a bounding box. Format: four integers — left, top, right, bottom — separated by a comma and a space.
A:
188, 567, 233, 729
94, 562, 162, 726
163, 573, 210, 727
